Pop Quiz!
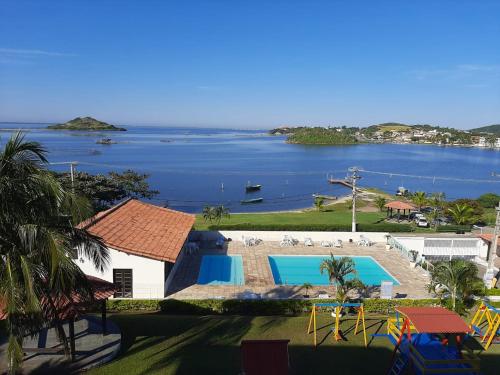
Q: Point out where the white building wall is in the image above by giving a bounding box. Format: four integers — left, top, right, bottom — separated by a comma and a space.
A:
77, 247, 165, 299
392, 236, 488, 258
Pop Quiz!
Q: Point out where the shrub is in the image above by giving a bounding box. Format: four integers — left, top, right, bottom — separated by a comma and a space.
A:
108, 298, 439, 316
477, 193, 500, 208
208, 223, 414, 232
106, 299, 162, 311
486, 288, 500, 296
435, 225, 471, 233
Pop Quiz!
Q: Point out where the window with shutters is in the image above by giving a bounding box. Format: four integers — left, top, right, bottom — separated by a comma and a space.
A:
113, 269, 133, 298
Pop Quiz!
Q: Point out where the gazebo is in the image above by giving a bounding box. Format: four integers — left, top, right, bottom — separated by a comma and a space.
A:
0, 275, 116, 361
385, 201, 416, 222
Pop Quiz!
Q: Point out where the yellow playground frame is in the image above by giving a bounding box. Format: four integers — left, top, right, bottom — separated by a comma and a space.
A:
307, 302, 367, 347
470, 301, 500, 350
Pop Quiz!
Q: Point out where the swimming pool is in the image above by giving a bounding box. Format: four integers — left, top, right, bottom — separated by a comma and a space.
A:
197, 255, 244, 285
268, 255, 399, 286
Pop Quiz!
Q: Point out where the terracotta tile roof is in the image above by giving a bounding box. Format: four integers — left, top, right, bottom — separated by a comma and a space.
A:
396, 306, 471, 334
385, 201, 416, 210
79, 198, 195, 263
0, 275, 116, 320
478, 233, 500, 245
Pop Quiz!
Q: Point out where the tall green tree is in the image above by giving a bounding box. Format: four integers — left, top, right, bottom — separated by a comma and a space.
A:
374, 196, 387, 212
319, 255, 364, 303
213, 205, 230, 224
202, 205, 230, 224
202, 205, 215, 223
447, 203, 475, 225
428, 260, 484, 313
0, 132, 109, 373
314, 197, 325, 212
427, 192, 446, 230
477, 193, 500, 208
55, 170, 159, 212
411, 191, 427, 211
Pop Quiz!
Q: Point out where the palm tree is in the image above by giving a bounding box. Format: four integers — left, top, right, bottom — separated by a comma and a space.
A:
202, 205, 215, 223
411, 191, 427, 211
429, 192, 446, 209
0, 132, 109, 373
319, 255, 364, 303
428, 259, 484, 313
447, 203, 474, 225
427, 192, 446, 229
314, 197, 324, 212
213, 205, 230, 224
202, 205, 230, 224
374, 196, 387, 212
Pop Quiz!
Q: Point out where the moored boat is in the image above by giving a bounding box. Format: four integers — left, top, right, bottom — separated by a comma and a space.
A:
241, 197, 263, 204
245, 183, 262, 192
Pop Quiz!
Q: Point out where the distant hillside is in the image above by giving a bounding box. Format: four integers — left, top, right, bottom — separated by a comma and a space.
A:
48, 117, 126, 131
373, 123, 412, 131
287, 127, 358, 145
470, 124, 500, 134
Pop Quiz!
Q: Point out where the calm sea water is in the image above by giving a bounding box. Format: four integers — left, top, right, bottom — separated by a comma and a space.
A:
1, 123, 499, 213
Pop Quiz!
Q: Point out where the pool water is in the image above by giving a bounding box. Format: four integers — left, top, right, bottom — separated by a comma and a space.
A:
197, 255, 244, 285
268, 255, 399, 286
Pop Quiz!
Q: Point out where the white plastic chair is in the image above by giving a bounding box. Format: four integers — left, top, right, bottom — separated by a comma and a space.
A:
304, 237, 314, 247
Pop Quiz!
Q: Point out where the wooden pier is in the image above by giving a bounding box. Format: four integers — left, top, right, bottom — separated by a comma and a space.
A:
327, 178, 354, 189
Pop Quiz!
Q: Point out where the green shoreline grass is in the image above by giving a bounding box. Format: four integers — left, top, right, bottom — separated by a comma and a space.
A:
195, 209, 386, 230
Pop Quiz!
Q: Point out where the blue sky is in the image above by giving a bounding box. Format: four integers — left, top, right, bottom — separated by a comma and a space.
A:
1, 0, 499, 129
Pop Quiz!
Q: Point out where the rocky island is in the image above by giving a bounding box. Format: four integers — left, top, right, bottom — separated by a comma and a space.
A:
47, 117, 126, 131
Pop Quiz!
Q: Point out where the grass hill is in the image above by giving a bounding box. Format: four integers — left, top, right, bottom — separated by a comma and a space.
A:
470, 124, 500, 134
374, 122, 412, 131
48, 117, 126, 131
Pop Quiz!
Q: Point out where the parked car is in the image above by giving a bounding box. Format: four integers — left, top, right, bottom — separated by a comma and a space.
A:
414, 213, 425, 223
417, 218, 429, 228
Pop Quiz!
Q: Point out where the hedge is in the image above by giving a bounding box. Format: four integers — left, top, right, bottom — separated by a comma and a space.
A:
106, 298, 439, 316
435, 225, 471, 233
106, 299, 162, 311
486, 288, 500, 296
207, 223, 414, 233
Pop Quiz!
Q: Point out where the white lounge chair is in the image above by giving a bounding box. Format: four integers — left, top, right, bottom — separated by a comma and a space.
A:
333, 239, 343, 248
242, 235, 258, 247
357, 235, 374, 247
380, 281, 393, 299
304, 237, 314, 247
320, 240, 333, 247
280, 235, 296, 247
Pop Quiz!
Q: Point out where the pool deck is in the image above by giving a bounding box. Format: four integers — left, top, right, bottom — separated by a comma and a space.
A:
167, 240, 431, 299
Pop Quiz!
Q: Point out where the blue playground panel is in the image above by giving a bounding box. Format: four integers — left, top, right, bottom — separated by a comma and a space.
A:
268, 255, 399, 286
387, 333, 478, 375
197, 255, 244, 285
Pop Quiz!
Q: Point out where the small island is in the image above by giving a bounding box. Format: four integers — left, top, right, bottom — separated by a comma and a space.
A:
47, 117, 126, 131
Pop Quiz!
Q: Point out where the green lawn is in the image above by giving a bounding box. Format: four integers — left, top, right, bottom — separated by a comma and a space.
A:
195, 209, 386, 230
89, 313, 500, 375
